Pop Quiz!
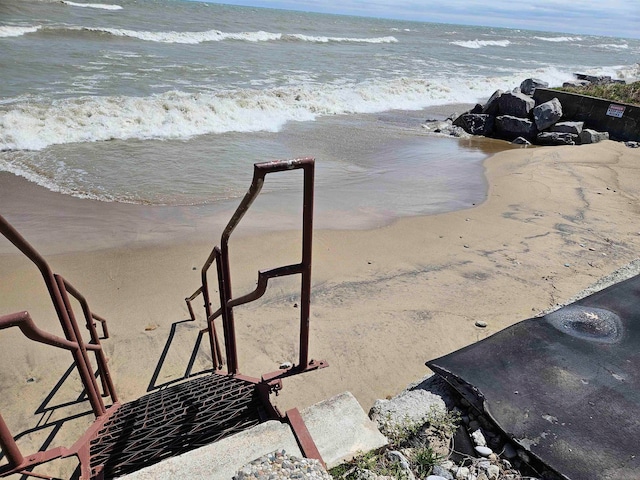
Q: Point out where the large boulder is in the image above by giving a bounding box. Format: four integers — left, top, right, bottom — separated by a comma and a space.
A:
496, 115, 537, 141
520, 78, 549, 95
551, 121, 584, 135
533, 98, 563, 130
482, 90, 503, 115
497, 91, 535, 118
563, 80, 591, 88
580, 129, 610, 144
537, 132, 579, 146
453, 113, 495, 136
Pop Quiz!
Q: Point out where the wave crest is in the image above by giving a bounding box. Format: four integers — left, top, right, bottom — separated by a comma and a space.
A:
0, 25, 41, 38
534, 36, 582, 42
62, 1, 123, 10
62, 26, 396, 44
451, 39, 510, 49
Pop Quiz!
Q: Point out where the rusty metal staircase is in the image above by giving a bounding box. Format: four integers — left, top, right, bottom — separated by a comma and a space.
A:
0, 158, 327, 479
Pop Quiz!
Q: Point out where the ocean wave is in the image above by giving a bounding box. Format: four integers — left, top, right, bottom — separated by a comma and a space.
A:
83, 26, 281, 43
451, 39, 510, 49
62, 1, 123, 10
0, 25, 41, 38
285, 34, 397, 44
534, 36, 582, 42
595, 43, 629, 50
0, 70, 583, 151
0, 79, 479, 151
61, 26, 396, 44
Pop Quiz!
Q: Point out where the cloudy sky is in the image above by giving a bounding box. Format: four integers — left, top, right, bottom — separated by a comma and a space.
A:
208, 0, 640, 39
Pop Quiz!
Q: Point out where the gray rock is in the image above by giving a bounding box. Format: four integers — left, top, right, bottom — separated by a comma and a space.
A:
550, 121, 583, 135
455, 466, 469, 479
482, 90, 503, 115
497, 91, 535, 118
574, 73, 614, 85
454, 114, 495, 136
386, 450, 413, 477
475, 446, 493, 457
495, 115, 537, 141
536, 132, 578, 145
520, 78, 549, 95
486, 465, 500, 480
532, 97, 562, 130
563, 80, 591, 88
369, 388, 446, 433
626, 141, 640, 148
580, 129, 609, 144
502, 443, 517, 459
431, 466, 454, 479
511, 136, 531, 145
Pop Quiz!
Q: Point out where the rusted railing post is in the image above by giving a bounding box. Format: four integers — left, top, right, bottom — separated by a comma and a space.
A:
0, 412, 24, 470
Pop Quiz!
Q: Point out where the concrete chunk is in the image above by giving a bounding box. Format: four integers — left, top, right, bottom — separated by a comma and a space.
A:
301, 391, 388, 468
118, 421, 302, 480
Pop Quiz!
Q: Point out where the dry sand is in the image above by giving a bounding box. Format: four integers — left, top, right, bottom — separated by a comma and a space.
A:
2, 139, 640, 475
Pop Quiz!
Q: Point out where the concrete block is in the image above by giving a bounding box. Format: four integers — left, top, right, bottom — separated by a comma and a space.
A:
301, 391, 388, 468
118, 421, 302, 480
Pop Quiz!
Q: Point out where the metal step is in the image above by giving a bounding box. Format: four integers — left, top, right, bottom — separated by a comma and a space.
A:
89, 374, 266, 478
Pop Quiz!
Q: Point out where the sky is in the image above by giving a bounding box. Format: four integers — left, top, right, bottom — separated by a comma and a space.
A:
205, 0, 640, 39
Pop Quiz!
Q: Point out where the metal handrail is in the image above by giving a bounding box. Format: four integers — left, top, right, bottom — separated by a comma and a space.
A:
0, 310, 81, 474
61, 278, 117, 401
0, 214, 113, 416
217, 158, 315, 375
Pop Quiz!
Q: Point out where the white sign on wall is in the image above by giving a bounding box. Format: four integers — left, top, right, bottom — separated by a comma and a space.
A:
606, 104, 626, 118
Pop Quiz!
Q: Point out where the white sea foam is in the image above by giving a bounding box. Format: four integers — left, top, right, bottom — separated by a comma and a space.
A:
76, 26, 395, 44
84, 27, 281, 43
62, 1, 123, 10
451, 39, 511, 49
534, 36, 582, 42
285, 34, 397, 43
0, 25, 41, 38
595, 43, 629, 50
0, 70, 580, 152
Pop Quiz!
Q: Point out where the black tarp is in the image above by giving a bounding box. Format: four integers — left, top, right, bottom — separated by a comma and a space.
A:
427, 274, 640, 480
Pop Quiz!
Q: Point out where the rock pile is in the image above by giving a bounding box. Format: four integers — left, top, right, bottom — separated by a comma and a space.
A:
442, 78, 611, 146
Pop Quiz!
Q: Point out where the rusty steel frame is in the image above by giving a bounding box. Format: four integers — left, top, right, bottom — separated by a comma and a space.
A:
0, 214, 119, 479
1, 158, 328, 477
187, 157, 326, 379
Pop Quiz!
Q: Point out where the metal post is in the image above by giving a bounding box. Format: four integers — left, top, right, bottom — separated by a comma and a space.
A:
299, 161, 314, 369
0, 413, 24, 469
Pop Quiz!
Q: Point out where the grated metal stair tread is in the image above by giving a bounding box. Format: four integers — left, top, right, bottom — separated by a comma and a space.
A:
89, 374, 266, 478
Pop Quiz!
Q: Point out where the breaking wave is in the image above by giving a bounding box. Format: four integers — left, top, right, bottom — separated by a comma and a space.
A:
0, 78, 483, 151
62, 1, 123, 10
451, 39, 511, 49
534, 36, 582, 42
72, 26, 396, 44
0, 25, 41, 38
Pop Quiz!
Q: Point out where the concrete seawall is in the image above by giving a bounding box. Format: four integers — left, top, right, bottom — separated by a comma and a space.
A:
533, 88, 640, 142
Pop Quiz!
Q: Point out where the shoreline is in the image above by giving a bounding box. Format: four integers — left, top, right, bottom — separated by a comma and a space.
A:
2, 139, 640, 465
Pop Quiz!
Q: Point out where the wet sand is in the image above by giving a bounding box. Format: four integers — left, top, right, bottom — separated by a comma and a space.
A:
2, 139, 640, 476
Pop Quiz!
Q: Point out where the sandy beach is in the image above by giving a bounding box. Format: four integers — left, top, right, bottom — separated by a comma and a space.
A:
2, 139, 640, 473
